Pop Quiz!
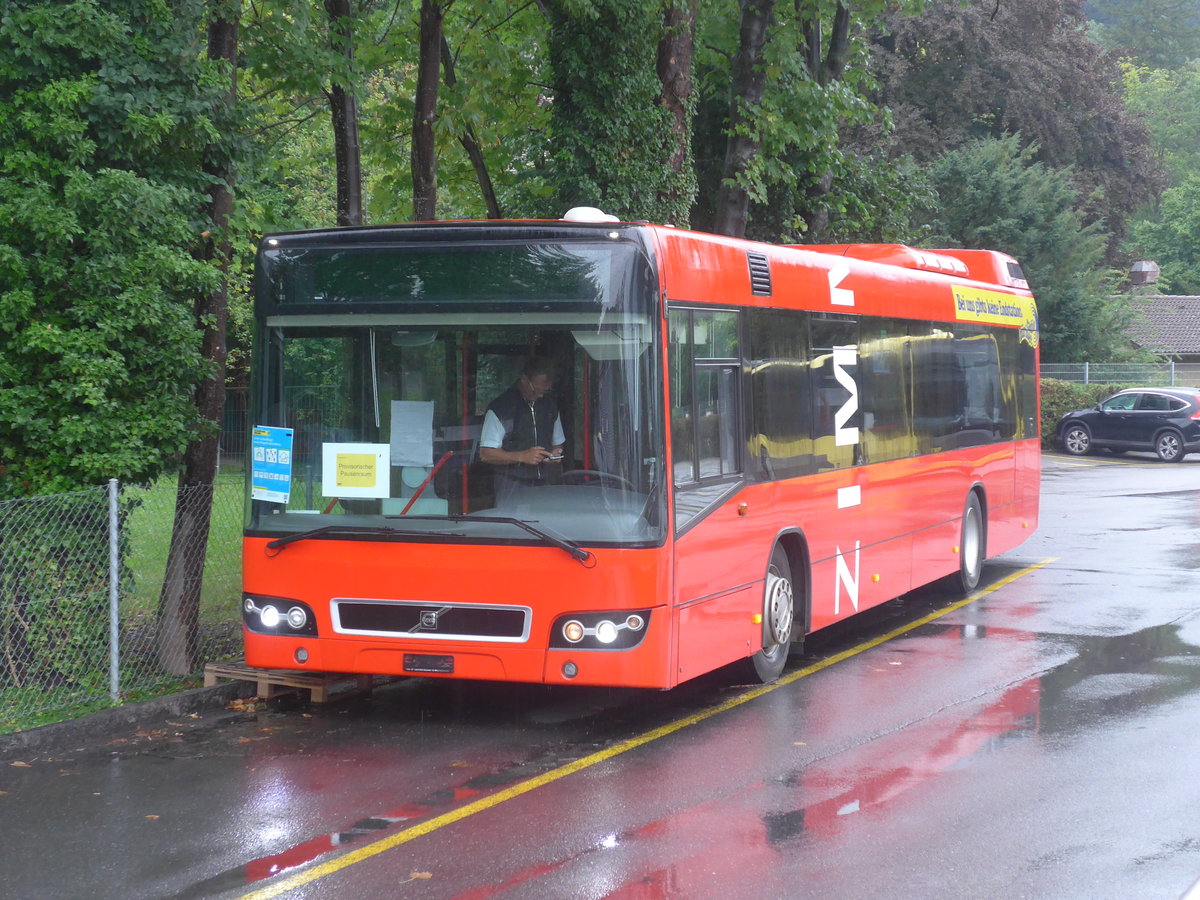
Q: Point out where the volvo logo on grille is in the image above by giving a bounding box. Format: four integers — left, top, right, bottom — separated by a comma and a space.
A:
412, 606, 453, 633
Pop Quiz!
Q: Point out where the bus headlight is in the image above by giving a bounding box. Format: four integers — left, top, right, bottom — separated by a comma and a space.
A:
550, 610, 651, 650
243, 595, 318, 636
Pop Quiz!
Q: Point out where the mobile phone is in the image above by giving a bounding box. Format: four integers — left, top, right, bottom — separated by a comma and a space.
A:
546, 454, 563, 461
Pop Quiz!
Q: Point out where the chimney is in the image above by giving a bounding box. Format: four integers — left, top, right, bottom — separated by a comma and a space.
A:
1129, 260, 1160, 285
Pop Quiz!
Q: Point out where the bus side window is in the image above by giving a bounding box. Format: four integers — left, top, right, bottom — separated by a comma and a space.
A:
670, 308, 742, 530
670, 308, 741, 483
669, 309, 696, 483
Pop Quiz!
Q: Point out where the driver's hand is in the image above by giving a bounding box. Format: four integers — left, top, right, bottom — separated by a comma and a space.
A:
522, 446, 548, 465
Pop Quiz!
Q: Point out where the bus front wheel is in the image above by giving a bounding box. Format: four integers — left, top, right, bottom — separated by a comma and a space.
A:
745, 544, 795, 683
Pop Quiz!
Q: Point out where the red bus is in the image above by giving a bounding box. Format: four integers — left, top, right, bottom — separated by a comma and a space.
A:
242, 209, 1039, 688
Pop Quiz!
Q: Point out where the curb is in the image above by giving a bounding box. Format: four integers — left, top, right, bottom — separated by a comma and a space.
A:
0, 679, 257, 759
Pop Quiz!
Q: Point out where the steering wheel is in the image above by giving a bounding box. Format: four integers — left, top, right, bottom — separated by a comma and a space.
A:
561, 469, 635, 490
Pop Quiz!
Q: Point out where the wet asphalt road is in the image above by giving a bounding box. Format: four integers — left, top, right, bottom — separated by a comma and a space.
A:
4, 451, 1200, 899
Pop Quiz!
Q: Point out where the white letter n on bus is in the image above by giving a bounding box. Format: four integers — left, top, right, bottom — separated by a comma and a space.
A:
835, 541, 861, 615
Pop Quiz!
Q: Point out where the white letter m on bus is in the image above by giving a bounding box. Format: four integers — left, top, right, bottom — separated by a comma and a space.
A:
833, 345, 859, 447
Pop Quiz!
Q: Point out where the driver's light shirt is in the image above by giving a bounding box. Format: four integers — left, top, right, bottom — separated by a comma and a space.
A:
480, 408, 566, 449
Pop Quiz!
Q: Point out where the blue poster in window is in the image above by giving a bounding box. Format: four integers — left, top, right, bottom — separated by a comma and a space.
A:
251, 425, 294, 504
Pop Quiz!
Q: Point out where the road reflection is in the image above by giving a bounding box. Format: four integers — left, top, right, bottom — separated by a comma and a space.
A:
179, 602, 1200, 899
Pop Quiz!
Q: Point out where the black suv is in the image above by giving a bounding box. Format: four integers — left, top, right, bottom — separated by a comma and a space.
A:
1056, 387, 1200, 462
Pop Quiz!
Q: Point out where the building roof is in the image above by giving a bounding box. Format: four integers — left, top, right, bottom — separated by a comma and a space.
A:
1127, 295, 1200, 355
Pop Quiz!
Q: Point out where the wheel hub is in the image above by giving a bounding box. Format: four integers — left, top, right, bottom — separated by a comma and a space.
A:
764, 566, 794, 645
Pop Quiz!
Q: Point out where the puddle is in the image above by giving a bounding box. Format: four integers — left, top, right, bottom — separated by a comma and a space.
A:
1038, 621, 1200, 733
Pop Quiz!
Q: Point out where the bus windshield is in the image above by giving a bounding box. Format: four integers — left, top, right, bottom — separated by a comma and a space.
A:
247, 238, 666, 547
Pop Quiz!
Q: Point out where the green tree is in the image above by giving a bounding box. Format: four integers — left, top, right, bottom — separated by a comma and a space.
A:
325, 0, 365, 225
157, 1, 243, 676
919, 136, 1121, 363
691, 0, 927, 241
1087, 0, 1200, 69
1122, 61, 1200, 187
0, 0, 220, 498
284, 0, 550, 224
538, 0, 697, 224
1128, 175, 1200, 294
869, 0, 1163, 260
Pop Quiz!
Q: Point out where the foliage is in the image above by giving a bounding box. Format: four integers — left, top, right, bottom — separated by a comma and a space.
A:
753, 146, 936, 245
541, 0, 695, 224
868, 0, 1164, 260
362, 0, 554, 222
1127, 175, 1200, 294
1121, 62, 1200, 188
0, 0, 220, 498
239, 0, 553, 226
1086, 0, 1200, 69
238, 1, 350, 227
918, 136, 1121, 363
692, 0, 926, 240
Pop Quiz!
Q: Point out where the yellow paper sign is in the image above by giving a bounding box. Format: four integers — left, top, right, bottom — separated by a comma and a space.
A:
336, 454, 378, 488
321, 443, 389, 498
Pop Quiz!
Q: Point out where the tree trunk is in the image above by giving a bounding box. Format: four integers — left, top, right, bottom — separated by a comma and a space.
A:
440, 34, 501, 218
412, 0, 444, 221
821, 3, 852, 85
656, 0, 698, 218
156, 8, 237, 676
326, 0, 363, 226
800, 1, 851, 239
712, 0, 774, 238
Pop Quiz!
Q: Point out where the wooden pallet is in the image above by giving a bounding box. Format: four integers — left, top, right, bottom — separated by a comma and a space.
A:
203, 660, 377, 703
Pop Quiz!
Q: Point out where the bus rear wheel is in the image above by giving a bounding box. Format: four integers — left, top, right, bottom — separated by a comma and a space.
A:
745, 544, 796, 683
952, 491, 985, 594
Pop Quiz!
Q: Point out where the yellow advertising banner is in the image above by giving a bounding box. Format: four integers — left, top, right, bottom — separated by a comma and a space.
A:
952, 286, 1039, 347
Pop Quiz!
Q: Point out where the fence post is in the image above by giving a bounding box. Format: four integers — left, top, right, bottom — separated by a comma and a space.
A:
1083, 361, 1089, 384
108, 478, 120, 702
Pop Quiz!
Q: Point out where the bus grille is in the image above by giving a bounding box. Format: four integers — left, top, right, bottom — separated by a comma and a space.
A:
331, 599, 531, 643
747, 251, 772, 295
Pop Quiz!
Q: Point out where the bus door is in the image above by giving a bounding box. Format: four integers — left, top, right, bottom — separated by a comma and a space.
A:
669, 307, 764, 681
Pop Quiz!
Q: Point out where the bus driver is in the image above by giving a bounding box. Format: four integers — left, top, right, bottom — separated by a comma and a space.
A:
479, 356, 565, 502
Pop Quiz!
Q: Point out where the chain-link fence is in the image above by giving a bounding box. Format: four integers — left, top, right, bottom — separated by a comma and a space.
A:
1042, 362, 1200, 386
0, 475, 244, 733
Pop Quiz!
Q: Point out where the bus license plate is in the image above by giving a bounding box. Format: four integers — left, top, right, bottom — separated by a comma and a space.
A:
404, 653, 454, 674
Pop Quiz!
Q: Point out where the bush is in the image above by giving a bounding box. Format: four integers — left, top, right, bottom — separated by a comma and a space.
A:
1039, 378, 1133, 448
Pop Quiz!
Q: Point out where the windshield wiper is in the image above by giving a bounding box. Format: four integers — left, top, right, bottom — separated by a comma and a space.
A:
264, 524, 453, 552
384, 514, 594, 565
483, 516, 595, 564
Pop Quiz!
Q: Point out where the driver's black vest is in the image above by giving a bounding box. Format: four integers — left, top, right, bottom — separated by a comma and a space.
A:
487, 386, 558, 486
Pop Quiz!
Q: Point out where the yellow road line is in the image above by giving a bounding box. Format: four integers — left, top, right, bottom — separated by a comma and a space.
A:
237, 556, 1056, 900
1043, 452, 1164, 468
